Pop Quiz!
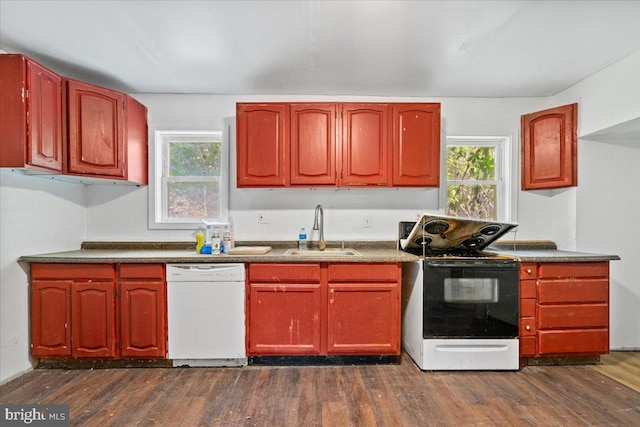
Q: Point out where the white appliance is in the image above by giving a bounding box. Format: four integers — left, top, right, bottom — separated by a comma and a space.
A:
402, 261, 519, 370
400, 215, 520, 371
167, 263, 246, 367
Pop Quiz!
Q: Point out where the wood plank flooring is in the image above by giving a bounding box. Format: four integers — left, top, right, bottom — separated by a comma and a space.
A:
1, 353, 639, 426
595, 351, 640, 392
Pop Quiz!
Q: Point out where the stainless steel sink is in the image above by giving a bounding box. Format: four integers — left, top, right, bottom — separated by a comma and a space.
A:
285, 248, 362, 257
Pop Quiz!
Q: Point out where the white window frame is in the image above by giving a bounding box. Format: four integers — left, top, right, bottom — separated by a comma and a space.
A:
442, 135, 514, 222
149, 130, 228, 229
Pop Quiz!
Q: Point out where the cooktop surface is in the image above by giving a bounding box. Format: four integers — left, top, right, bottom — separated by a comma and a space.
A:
399, 214, 517, 256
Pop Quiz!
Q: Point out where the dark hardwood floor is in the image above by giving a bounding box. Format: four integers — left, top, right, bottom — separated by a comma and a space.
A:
1, 353, 639, 426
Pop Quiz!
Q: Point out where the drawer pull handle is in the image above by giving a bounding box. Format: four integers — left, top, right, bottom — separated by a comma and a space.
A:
525, 325, 531, 331
526, 269, 532, 274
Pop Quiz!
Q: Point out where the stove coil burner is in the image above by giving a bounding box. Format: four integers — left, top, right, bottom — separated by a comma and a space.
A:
461, 236, 486, 248
413, 236, 433, 247
479, 224, 502, 236
423, 220, 450, 238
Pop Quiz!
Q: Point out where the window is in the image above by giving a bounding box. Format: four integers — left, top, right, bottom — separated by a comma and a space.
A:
444, 136, 512, 221
150, 131, 227, 228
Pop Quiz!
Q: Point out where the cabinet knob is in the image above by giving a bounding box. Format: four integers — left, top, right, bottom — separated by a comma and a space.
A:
525, 325, 531, 331
526, 269, 532, 274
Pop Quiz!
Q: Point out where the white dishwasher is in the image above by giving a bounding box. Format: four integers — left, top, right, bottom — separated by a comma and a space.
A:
167, 263, 246, 367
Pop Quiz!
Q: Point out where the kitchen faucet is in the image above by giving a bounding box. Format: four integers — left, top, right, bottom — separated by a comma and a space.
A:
313, 204, 327, 251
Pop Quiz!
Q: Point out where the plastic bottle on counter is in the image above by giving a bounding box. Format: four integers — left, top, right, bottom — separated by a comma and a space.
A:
195, 231, 205, 254
212, 230, 221, 254
298, 227, 307, 250
223, 230, 233, 251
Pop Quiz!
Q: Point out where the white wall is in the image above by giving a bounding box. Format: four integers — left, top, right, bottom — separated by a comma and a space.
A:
0, 172, 87, 384
551, 49, 640, 350
87, 94, 559, 244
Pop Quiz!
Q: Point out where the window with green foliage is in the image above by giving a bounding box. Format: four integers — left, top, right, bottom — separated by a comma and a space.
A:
151, 131, 227, 227
445, 136, 511, 221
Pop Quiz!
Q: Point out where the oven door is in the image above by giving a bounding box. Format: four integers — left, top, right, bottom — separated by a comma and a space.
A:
423, 260, 519, 338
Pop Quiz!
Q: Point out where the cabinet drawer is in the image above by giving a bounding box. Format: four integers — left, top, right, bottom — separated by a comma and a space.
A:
538, 304, 608, 329
520, 317, 536, 336
520, 298, 536, 318
538, 279, 608, 304
520, 280, 537, 299
538, 262, 608, 279
328, 263, 399, 282
118, 264, 165, 280
249, 263, 320, 282
537, 329, 608, 355
31, 263, 115, 280
520, 263, 538, 279
520, 336, 536, 357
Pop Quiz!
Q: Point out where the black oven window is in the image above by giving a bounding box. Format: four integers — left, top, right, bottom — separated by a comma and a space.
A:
423, 264, 519, 338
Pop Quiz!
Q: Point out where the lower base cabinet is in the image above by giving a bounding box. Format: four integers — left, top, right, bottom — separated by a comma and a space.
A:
30, 263, 166, 359
247, 263, 401, 356
519, 261, 610, 361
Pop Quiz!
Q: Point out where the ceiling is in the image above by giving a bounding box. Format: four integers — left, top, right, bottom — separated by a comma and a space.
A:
1, 0, 639, 98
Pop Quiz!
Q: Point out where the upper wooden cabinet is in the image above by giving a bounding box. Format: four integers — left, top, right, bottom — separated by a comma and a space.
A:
521, 103, 577, 190
341, 104, 389, 186
391, 103, 440, 187
290, 103, 337, 185
236, 103, 289, 187
1, 54, 148, 185
66, 79, 148, 184
0, 54, 64, 172
236, 102, 441, 188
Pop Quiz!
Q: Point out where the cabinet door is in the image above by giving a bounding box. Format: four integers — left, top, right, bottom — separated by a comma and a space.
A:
119, 281, 167, 358
521, 103, 577, 190
72, 281, 116, 358
327, 282, 400, 355
123, 95, 149, 185
237, 103, 289, 187
67, 79, 125, 178
341, 104, 389, 186
0, 55, 63, 172
27, 59, 63, 171
391, 103, 440, 187
290, 103, 337, 185
31, 280, 71, 357
248, 283, 322, 355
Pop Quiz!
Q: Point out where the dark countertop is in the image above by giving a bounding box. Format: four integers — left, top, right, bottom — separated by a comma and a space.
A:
18, 240, 619, 264
486, 240, 620, 262
19, 241, 419, 264
485, 249, 620, 262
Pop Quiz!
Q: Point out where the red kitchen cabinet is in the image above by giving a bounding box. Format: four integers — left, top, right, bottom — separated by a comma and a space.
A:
290, 103, 337, 185
30, 263, 166, 359
327, 263, 400, 355
118, 264, 167, 358
30, 281, 71, 357
521, 103, 577, 190
237, 103, 289, 187
72, 281, 116, 358
248, 264, 322, 355
391, 103, 440, 187
247, 262, 401, 357
341, 104, 389, 186
0, 54, 63, 172
66, 79, 148, 184
236, 102, 441, 188
66, 79, 124, 178
519, 261, 610, 362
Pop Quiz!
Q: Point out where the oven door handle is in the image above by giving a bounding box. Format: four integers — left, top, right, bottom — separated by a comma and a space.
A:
426, 262, 516, 268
